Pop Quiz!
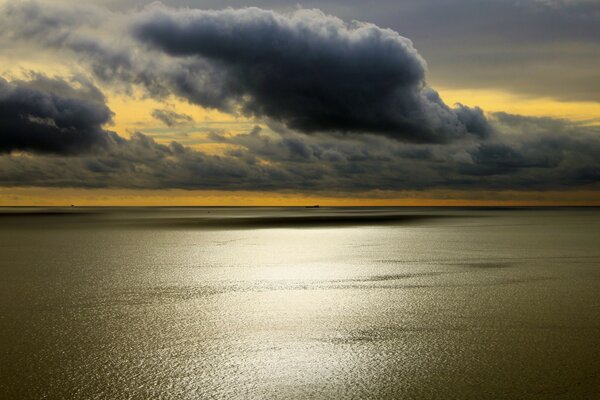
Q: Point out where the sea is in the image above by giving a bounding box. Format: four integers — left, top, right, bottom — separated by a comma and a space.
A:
1, 207, 599, 399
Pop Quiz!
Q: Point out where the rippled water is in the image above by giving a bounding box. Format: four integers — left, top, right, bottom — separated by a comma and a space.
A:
1, 207, 599, 399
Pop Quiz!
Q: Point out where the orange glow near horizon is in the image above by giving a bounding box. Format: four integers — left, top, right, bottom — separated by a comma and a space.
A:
1, 188, 599, 207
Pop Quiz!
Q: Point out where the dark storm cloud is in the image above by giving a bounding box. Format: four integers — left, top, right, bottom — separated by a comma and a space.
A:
0, 75, 119, 155
151, 109, 193, 127
131, 6, 489, 142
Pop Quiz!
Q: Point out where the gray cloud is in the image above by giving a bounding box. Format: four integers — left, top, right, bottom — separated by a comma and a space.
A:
0, 82, 599, 191
0, 75, 119, 155
151, 109, 193, 127
1, 2, 491, 143
131, 6, 489, 142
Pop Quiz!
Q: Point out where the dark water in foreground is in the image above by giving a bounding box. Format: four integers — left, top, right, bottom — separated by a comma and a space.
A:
1, 207, 599, 399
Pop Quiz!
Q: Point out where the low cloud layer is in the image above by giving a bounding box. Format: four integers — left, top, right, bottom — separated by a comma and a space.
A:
151, 109, 193, 127
0, 74, 598, 192
0, 75, 118, 154
1, 118, 598, 191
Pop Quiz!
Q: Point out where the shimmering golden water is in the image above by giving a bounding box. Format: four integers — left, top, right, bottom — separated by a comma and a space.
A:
1, 207, 599, 399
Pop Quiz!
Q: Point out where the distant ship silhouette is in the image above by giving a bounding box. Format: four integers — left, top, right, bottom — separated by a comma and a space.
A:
305, 205, 320, 208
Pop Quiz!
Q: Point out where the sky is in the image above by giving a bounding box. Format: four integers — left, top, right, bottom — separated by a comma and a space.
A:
1, 0, 600, 205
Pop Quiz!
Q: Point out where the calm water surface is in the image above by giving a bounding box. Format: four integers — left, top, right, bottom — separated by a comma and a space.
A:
1, 207, 599, 399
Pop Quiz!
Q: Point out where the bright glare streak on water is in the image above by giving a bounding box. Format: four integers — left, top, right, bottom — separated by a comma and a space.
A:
0, 207, 599, 399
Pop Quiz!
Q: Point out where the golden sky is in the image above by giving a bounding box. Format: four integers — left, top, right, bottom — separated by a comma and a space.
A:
3, 187, 600, 207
